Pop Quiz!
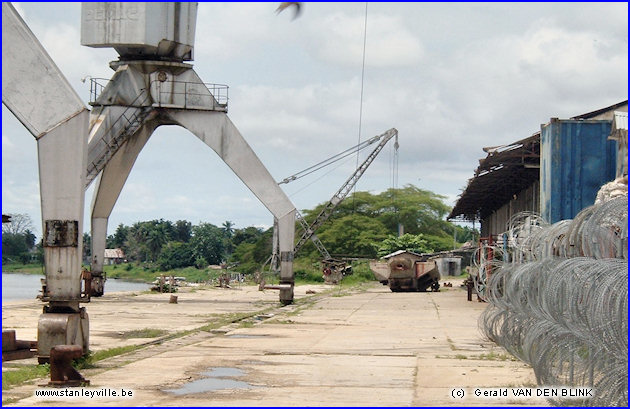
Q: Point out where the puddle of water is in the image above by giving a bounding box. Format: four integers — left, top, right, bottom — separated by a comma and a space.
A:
166, 377, 253, 395
165, 367, 255, 395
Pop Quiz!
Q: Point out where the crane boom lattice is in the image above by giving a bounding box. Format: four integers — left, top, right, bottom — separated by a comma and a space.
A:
293, 128, 398, 255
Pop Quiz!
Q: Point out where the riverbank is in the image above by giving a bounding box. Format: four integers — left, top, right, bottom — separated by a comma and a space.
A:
2, 260, 378, 286
1, 273, 151, 302
2, 278, 546, 406
1, 264, 45, 275
2, 263, 206, 284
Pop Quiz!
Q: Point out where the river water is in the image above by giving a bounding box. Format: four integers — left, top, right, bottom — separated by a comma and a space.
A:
2, 273, 150, 302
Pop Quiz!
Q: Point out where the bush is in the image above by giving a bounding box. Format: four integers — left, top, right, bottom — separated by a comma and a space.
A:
18, 252, 32, 264
194, 256, 207, 269
294, 268, 324, 283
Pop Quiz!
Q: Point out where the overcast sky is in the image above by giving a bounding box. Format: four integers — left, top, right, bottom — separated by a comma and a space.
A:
2, 2, 628, 239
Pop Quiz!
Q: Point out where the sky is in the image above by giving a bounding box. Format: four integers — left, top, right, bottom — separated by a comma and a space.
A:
2, 2, 628, 239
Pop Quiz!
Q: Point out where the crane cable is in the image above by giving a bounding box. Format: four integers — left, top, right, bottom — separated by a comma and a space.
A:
391, 135, 400, 234
286, 154, 357, 198
278, 133, 381, 185
352, 2, 369, 213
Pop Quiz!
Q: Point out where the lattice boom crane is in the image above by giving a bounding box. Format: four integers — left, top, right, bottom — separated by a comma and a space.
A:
293, 128, 398, 256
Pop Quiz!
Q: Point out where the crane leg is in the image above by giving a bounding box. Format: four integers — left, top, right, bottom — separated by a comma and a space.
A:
166, 110, 297, 304
36, 111, 90, 363
277, 212, 295, 304
89, 120, 156, 296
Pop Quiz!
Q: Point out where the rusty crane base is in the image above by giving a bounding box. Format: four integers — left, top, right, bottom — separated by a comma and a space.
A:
47, 345, 89, 387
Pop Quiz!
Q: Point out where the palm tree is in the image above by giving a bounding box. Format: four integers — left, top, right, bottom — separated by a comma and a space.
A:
221, 221, 234, 239
146, 226, 168, 261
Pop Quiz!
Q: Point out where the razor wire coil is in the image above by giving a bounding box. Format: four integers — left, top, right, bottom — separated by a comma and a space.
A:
477, 195, 627, 406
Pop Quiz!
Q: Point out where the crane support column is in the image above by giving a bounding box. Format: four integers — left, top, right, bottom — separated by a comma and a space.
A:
2, 2, 90, 362
90, 122, 157, 295
167, 110, 297, 304
36, 111, 90, 362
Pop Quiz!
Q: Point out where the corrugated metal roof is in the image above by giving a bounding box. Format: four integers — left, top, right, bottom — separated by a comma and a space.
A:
104, 248, 125, 259
448, 133, 540, 221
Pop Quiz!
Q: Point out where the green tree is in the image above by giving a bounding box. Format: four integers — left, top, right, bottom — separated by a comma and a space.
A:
24, 229, 36, 248
190, 223, 225, 266
123, 219, 173, 262
146, 226, 169, 261
2, 233, 30, 263
232, 226, 263, 246
317, 214, 389, 258
376, 186, 450, 235
221, 221, 235, 256
251, 228, 274, 263
158, 241, 194, 270
301, 184, 460, 255
173, 220, 192, 242
83, 232, 91, 262
221, 221, 235, 238
229, 242, 258, 273
230, 227, 273, 270
108, 223, 130, 249
377, 233, 433, 257
1, 214, 38, 264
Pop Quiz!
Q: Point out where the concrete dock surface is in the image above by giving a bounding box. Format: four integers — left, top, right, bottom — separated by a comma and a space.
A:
2, 279, 547, 406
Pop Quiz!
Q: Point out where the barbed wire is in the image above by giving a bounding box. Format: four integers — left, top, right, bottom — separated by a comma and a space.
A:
477, 195, 627, 406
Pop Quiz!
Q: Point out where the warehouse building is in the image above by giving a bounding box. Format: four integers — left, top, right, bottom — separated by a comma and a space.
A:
448, 100, 627, 237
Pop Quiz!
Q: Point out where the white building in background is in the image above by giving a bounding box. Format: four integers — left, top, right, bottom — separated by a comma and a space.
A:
103, 248, 125, 265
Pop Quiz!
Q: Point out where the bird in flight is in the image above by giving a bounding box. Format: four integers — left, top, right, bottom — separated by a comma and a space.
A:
276, 2, 302, 20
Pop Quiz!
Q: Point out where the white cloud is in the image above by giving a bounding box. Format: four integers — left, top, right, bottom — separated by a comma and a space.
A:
231, 80, 362, 154
431, 15, 627, 143
194, 3, 275, 61
518, 19, 626, 78
304, 11, 424, 68
113, 182, 159, 214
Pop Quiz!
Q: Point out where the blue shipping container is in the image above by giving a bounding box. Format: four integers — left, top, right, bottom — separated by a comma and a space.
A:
540, 119, 616, 223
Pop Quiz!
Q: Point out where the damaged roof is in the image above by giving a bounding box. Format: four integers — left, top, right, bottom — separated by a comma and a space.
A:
448, 133, 540, 221
448, 100, 627, 222
104, 248, 125, 259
